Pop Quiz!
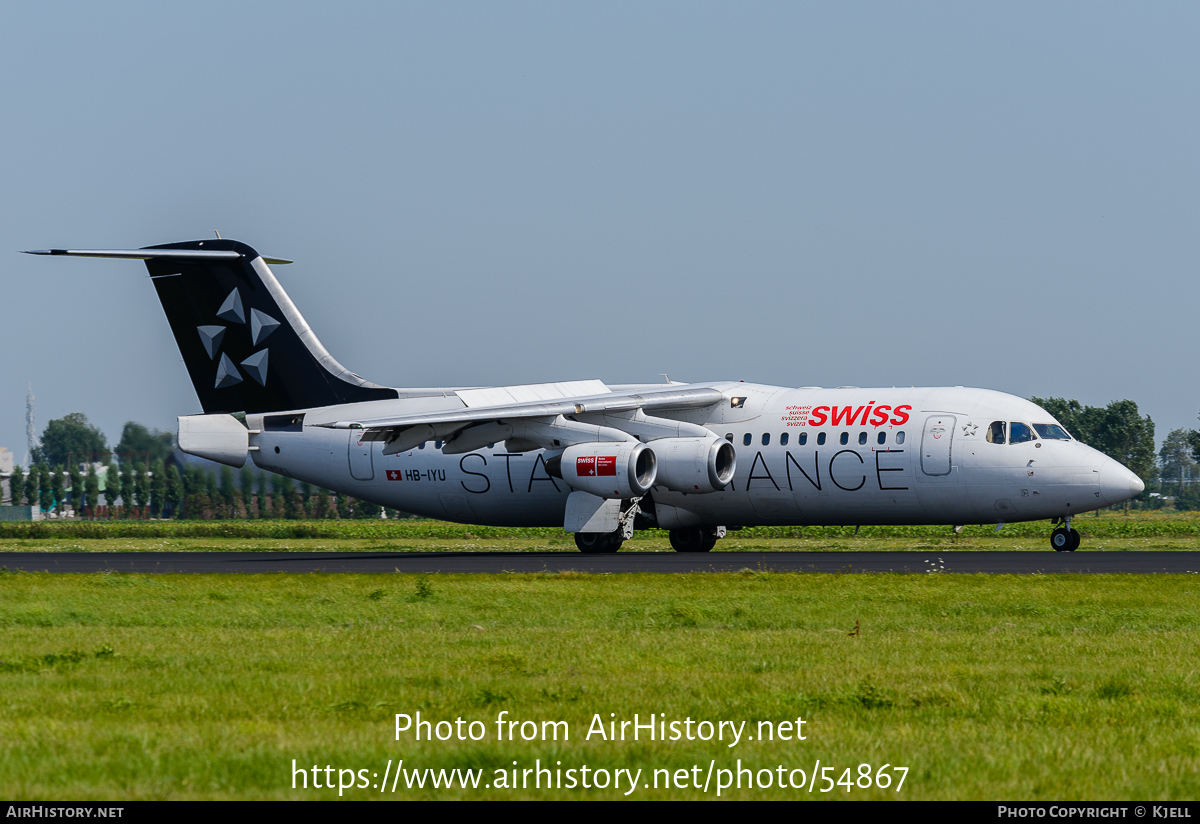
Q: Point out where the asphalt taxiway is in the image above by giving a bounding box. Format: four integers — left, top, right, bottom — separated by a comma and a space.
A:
2, 551, 1198, 574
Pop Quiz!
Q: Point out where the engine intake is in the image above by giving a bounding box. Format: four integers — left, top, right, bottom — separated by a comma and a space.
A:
551, 442, 657, 498
651, 436, 736, 494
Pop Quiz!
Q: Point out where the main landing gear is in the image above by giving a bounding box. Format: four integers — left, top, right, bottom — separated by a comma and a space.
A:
574, 501, 639, 554
575, 531, 624, 554
1050, 517, 1080, 552
668, 526, 727, 553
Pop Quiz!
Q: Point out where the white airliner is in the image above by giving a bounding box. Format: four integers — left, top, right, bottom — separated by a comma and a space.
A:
26, 239, 1144, 553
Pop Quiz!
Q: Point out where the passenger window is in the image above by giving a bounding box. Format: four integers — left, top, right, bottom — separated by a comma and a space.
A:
877, 432, 886, 445
418, 443, 425, 449
726, 433, 734, 442
896, 431, 905, 445
986, 421, 1007, 444
435, 440, 443, 449
840, 432, 849, 445
817, 432, 826, 445
798, 432, 808, 446
743, 433, 752, 446
858, 432, 867, 445
780, 432, 789, 446
762, 433, 770, 446
1010, 422, 1035, 444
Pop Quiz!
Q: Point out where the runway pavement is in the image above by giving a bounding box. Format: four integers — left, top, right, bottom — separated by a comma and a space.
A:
2, 550, 1199, 574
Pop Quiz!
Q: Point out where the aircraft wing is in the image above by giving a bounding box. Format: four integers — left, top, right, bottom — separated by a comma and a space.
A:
317, 384, 729, 454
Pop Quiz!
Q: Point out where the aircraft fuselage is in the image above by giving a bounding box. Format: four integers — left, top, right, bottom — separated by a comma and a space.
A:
248, 383, 1138, 529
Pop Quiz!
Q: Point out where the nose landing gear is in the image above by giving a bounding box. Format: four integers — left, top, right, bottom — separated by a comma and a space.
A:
1050, 517, 1080, 552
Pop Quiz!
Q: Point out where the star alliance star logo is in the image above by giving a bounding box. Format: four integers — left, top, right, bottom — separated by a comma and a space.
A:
196, 288, 280, 389
962, 422, 978, 437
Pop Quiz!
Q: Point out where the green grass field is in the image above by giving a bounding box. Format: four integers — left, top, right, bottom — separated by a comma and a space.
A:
4, 510, 1200, 553
2, 568, 1199, 799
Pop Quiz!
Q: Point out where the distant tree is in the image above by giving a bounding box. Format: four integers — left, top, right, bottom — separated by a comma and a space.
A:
271, 474, 302, 520
149, 459, 166, 518
68, 464, 84, 515
36, 413, 108, 467
135, 466, 150, 516
299, 482, 313, 518
219, 467, 236, 517
83, 464, 100, 518
115, 422, 175, 468
312, 488, 329, 519
25, 466, 39, 508
164, 464, 183, 518
9, 466, 24, 507
118, 463, 133, 518
240, 468, 255, 512
203, 472, 219, 517
258, 472, 273, 518
36, 465, 52, 513
1176, 483, 1200, 512
102, 461, 119, 516
50, 466, 65, 517
1160, 429, 1196, 501
355, 498, 381, 519
177, 465, 204, 519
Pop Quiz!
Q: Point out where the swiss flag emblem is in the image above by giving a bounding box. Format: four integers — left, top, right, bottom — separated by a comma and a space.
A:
386, 470, 403, 481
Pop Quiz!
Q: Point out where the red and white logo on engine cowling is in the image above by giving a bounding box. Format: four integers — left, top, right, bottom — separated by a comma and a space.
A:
576, 456, 617, 476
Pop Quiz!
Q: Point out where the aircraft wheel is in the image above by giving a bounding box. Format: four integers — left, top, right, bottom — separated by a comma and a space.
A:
575, 532, 621, 554
1050, 528, 1071, 552
700, 531, 719, 552
1066, 528, 1081, 552
669, 527, 711, 553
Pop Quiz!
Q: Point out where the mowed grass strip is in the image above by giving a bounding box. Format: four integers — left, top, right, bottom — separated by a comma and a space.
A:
1, 572, 1198, 799
5, 511, 1200, 553
2, 510, 1200, 546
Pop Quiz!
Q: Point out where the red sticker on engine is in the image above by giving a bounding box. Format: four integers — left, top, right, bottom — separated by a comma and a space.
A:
576, 456, 617, 477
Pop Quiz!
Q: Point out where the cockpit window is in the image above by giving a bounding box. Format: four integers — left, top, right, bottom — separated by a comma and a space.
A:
1009, 422, 1035, 444
1033, 424, 1071, 440
986, 421, 1006, 444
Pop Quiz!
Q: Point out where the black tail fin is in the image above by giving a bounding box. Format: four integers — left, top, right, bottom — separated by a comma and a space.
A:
141, 239, 398, 414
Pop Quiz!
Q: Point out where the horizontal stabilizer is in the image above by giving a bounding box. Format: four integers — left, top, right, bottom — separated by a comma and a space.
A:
23, 248, 292, 265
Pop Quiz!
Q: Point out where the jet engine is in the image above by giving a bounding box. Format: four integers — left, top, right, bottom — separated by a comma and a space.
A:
549, 442, 657, 498
651, 436, 736, 494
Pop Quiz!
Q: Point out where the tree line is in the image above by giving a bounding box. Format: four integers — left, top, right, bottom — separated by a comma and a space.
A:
8, 414, 398, 520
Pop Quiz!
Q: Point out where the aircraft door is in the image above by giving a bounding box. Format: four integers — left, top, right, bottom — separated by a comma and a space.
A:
348, 432, 374, 480
920, 415, 956, 476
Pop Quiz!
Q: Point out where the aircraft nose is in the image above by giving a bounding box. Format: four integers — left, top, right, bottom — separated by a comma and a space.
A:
1098, 459, 1144, 506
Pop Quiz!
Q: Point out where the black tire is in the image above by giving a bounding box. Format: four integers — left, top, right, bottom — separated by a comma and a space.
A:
575, 532, 621, 554
669, 527, 711, 553
1051, 527, 1071, 552
1066, 528, 1080, 552
700, 531, 719, 552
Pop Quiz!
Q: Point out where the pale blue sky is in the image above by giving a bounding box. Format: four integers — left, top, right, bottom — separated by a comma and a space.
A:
2, 2, 1197, 460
